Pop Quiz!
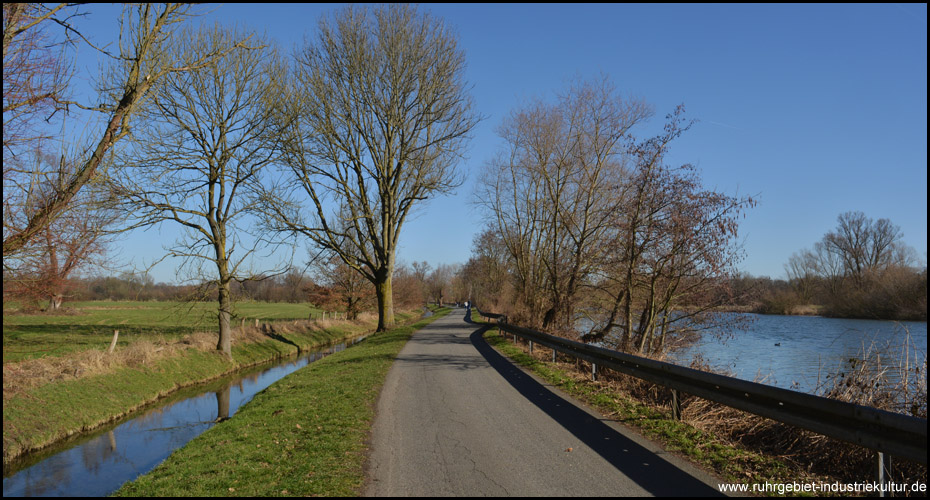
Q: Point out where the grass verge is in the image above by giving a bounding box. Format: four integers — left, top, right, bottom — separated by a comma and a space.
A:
113, 307, 451, 497
2, 310, 419, 466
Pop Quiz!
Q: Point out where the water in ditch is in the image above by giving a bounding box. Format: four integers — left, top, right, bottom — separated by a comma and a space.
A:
2, 336, 365, 497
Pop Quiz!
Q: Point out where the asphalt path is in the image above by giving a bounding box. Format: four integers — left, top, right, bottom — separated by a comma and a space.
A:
364, 308, 727, 497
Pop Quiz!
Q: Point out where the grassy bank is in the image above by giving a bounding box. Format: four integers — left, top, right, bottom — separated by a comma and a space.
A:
2, 304, 419, 465
114, 308, 451, 497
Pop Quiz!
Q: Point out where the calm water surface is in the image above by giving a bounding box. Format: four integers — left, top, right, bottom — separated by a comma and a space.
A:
2, 338, 363, 497
668, 314, 927, 393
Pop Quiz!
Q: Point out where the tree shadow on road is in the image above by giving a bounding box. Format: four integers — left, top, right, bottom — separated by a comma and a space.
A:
470, 329, 724, 497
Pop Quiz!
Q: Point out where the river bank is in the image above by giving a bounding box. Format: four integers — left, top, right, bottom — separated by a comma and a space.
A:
2, 309, 421, 466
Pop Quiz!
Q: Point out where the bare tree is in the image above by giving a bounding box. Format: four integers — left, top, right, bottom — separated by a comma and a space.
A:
785, 249, 818, 303
310, 252, 374, 320
263, 4, 480, 331
410, 260, 431, 305
782, 211, 923, 319
593, 106, 754, 353
474, 100, 755, 353
3, 150, 118, 310
428, 263, 458, 307
476, 76, 650, 332
459, 228, 511, 310
823, 211, 907, 289
110, 26, 282, 356
3, 4, 249, 258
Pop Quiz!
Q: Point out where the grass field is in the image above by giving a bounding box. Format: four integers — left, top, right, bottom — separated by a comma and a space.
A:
2, 301, 324, 363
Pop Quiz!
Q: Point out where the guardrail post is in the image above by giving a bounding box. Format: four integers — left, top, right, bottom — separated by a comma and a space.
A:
875, 452, 892, 497
671, 389, 682, 421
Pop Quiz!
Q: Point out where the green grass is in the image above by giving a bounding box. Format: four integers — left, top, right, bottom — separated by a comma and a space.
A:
479, 324, 827, 496
2, 301, 324, 363
114, 307, 452, 497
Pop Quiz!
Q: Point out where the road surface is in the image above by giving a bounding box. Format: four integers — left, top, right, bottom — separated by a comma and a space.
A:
364, 308, 726, 496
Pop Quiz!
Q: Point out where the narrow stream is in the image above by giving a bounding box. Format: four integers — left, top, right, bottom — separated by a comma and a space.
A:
2, 336, 365, 497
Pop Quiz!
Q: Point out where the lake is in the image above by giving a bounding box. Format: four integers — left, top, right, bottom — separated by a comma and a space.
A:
667, 313, 927, 395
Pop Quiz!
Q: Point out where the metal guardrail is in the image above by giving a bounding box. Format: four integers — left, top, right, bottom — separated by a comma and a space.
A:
473, 307, 927, 465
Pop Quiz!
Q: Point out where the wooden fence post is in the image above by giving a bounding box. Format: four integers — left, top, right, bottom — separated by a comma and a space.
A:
108, 330, 119, 353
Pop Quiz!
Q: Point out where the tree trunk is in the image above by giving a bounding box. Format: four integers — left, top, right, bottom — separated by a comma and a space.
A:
622, 273, 634, 352
48, 294, 63, 311
347, 297, 359, 320
217, 282, 232, 356
375, 270, 395, 332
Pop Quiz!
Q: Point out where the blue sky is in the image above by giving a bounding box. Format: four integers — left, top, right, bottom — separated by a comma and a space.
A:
67, 4, 927, 283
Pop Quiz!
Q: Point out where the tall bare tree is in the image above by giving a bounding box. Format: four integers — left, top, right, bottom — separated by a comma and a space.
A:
823, 211, 907, 289
593, 106, 754, 353
111, 26, 281, 356
474, 99, 754, 353
782, 211, 922, 319
476, 77, 650, 332
3, 4, 244, 257
263, 4, 480, 331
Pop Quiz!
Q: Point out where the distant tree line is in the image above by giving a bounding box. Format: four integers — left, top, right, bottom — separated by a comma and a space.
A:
756, 211, 926, 321
5, 260, 455, 316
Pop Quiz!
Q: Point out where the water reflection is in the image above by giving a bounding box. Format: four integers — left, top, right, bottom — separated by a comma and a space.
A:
215, 386, 230, 422
2, 337, 364, 497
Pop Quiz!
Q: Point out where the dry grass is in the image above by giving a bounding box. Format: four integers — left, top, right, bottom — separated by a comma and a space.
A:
3, 336, 184, 399
683, 344, 925, 491
787, 303, 824, 316
2, 314, 375, 402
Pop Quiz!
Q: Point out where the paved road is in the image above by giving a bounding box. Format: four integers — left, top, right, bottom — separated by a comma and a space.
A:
364, 309, 726, 497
